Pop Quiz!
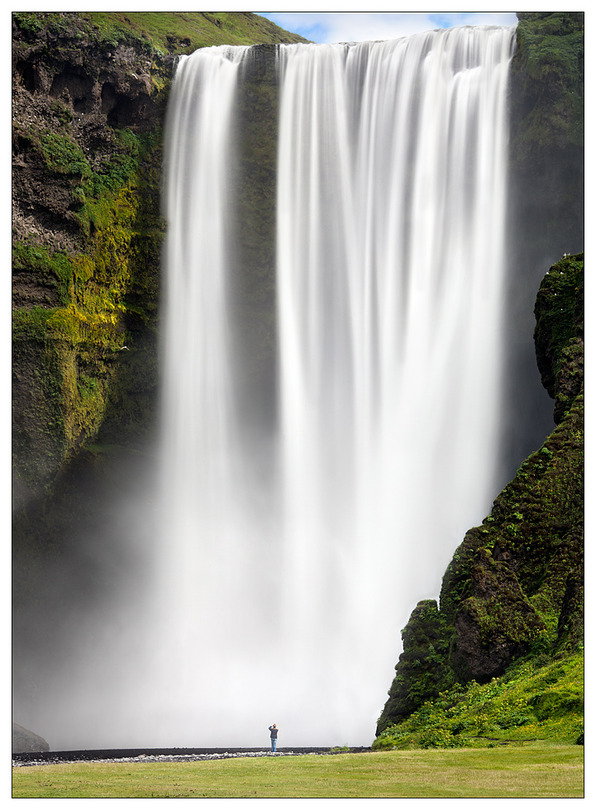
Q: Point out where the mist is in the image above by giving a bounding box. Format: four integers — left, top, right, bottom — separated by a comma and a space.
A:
13, 25, 561, 752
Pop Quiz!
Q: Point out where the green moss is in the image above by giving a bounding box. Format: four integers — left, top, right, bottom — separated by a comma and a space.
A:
439, 528, 484, 619
13, 243, 76, 305
376, 600, 456, 735
39, 131, 91, 177
49, 100, 74, 127
513, 13, 584, 154
12, 11, 43, 38
462, 592, 541, 646
534, 253, 583, 419
13, 307, 54, 341
45, 308, 81, 344
13, 125, 164, 479
374, 651, 583, 750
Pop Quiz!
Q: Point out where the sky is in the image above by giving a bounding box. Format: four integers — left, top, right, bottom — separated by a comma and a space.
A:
256, 11, 519, 44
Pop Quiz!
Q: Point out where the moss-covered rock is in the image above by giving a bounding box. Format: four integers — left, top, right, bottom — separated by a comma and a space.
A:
374, 652, 583, 750
376, 600, 455, 736
511, 13, 583, 155
13, 15, 163, 498
508, 12, 583, 259
12, 150, 161, 499
534, 253, 583, 422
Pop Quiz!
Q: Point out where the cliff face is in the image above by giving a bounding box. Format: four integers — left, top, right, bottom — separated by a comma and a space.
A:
509, 12, 583, 256
13, 13, 171, 508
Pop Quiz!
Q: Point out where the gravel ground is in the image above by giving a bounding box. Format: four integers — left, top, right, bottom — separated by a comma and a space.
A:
13, 747, 371, 767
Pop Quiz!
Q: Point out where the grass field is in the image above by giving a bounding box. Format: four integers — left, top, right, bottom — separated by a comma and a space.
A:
12, 744, 584, 798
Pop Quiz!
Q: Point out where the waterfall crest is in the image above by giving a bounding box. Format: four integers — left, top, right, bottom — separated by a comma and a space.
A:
154, 27, 515, 747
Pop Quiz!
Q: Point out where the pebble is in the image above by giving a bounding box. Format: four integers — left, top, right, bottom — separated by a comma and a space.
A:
13, 749, 353, 767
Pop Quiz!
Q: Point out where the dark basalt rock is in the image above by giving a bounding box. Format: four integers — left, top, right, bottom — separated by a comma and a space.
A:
534, 253, 584, 423
376, 600, 454, 736
12, 17, 168, 253
450, 549, 545, 682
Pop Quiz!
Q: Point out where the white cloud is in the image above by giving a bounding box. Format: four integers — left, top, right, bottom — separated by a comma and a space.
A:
318, 13, 445, 43
258, 12, 518, 44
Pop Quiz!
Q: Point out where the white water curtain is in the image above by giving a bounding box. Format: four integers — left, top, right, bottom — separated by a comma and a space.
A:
158, 27, 516, 747
274, 27, 514, 740
28, 28, 517, 750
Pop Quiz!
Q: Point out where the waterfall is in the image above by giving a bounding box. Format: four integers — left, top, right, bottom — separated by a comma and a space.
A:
152, 26, 515, 747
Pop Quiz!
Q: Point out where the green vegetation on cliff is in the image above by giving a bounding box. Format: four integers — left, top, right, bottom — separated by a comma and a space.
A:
374, 651, 583, 750
13, 10, 307, 54
511, 12, 583, 156
83, 10, 308, 52
534, 253, 583, 422
12, 122, 162, 489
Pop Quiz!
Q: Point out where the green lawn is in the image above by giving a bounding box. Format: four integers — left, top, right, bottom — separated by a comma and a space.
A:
12, 744, 583, 798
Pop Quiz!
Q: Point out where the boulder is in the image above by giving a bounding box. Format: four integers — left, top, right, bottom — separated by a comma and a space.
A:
13, 722, 50, 753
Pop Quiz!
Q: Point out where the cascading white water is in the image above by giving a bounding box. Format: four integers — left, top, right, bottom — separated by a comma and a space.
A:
273, 27, 515, 742
152, 27, 516, 747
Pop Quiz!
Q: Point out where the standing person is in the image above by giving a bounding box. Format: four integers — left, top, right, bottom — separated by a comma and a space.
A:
268, 723, 278, 752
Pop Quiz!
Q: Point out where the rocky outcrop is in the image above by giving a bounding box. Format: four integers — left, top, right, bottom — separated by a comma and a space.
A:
534, 254, 584, 423
13, 723, 50, 754
12, 14, 170, 256
376, 600, 455, 730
